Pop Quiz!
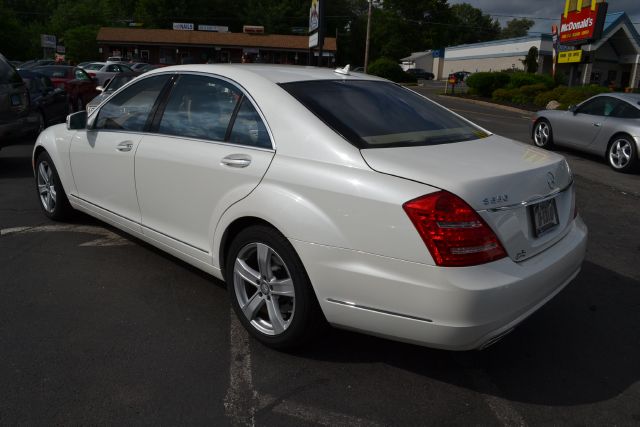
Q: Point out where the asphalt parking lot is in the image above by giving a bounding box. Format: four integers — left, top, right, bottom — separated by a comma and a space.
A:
1, 91, 639, 425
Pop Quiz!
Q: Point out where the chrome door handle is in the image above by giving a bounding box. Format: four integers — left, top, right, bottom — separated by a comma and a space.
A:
116, 142, 134, 152
593, 122, 602, 127
221, 154, 251, 168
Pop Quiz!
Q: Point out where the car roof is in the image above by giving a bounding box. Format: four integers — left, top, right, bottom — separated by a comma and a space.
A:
17, 69, 46, 79
144, 64, 386, 84
597, 92, 640, 105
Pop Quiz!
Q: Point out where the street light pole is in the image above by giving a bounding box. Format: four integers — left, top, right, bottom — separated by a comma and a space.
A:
364, 0, 372, 73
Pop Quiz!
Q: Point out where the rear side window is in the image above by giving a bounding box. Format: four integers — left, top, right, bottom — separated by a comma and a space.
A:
611, 101, 640, 119
74, 68, 90, 80
280, 80, 488, 149
228, 97, 271, 148
158, 74, 241, 141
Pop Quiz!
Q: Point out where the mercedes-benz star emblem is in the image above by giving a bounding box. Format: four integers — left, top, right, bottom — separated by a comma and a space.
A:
546, 172, 556, 189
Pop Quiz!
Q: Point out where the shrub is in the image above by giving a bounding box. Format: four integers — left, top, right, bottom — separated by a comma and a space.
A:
534, 86, 569, 107
558, 85, 611, 108
492, 88, 516, 102
518, 83, 548, 99
367, 57, 415, 83
466, 72, 510, 97
508, 72, 555, 90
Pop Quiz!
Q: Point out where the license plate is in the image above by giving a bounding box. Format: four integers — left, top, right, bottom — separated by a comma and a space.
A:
531, 198, 559, 237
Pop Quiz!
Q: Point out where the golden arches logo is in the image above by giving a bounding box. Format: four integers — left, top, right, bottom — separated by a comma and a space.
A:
563, 0, 601, 18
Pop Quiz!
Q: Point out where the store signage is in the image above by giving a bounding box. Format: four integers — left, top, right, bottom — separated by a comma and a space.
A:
559, 0, 608, 45
243, 25, 265, 34
40, 34, 56, 48
173, 22, 194, 31
56, 45, 65, 54
309, 0, 320, 32
309, 32, 319, 48
198, 25, 229, 32
558, 49, 582, 63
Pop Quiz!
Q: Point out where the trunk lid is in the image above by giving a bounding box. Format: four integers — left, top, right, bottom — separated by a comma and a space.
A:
361, 135, 574, 262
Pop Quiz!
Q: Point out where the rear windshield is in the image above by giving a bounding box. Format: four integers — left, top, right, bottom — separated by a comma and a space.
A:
280, 80, 488, 149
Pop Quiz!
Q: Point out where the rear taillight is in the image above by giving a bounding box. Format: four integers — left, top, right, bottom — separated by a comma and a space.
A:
403, 191, 507, 267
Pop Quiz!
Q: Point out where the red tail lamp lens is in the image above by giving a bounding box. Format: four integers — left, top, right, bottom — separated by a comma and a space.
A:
403, 191, 507, 267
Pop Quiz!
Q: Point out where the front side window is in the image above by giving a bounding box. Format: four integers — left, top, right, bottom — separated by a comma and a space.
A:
280, 80, 488, 149
95, 74, 171, 132
158, 74, 241, 141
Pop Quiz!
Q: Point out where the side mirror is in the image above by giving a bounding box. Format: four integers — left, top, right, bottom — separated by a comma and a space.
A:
66, 111, 87, 130
568, 105, 577, 114
96, 85, 104, 92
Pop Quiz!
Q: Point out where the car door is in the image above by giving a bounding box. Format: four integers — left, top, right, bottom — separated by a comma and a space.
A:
134, 73, 275, 262
41, 75, 68, 122
561, 96, 615, 148
69, 74, 172, 232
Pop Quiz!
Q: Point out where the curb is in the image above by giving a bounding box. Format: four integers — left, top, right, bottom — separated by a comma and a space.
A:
436, 95, 534, 115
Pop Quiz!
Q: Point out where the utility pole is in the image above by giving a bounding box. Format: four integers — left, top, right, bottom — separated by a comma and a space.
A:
364, 0, 372, 73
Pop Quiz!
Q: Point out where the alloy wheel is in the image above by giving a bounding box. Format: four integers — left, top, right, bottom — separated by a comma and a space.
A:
233, 242, 295, 336
533, 121, 550, 147
609, 138, 632, 169
37, 160, 57, 213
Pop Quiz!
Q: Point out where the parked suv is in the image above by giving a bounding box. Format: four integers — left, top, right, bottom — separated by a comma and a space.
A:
0, 53, 30, 149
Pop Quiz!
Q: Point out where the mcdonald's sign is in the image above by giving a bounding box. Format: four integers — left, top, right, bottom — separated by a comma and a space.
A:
559, 0, 608, 45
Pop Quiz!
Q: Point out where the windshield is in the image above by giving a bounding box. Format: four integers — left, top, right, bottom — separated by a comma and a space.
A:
280, 80, 488, 149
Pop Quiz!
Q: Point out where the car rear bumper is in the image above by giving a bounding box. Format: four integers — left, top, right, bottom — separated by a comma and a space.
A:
292, 217, 587, 350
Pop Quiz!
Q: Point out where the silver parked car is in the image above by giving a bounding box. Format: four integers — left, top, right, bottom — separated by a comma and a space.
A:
83, 62, 134, 86
532, 93, 640, 173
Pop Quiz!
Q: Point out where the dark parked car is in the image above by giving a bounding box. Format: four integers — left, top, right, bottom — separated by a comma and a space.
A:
18, 69, 69, 133
0, 53, 30, 148
18, 59, 59, 69
406, 68, 435, 80
33, 65, 99, 112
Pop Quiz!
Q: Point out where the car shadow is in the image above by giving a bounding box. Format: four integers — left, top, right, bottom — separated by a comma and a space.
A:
294, 260, 639, 407
0, 138, 37, 179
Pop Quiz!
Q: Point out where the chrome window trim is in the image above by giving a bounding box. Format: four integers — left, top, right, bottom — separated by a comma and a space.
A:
326, 298, 434, 323
90, 70, 277, 151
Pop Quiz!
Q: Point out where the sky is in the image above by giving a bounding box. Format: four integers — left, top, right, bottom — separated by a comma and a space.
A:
448, 0, 640, 34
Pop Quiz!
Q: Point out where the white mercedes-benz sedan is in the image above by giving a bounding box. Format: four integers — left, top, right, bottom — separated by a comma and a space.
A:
33, 64, 587, 350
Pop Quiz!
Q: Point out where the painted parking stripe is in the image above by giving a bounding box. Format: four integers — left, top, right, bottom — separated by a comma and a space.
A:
225, 309, 381, 426
0, 224, 131, 247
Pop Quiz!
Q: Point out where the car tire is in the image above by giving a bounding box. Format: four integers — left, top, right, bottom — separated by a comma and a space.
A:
225, 225, 325, 350
533, 119, 554, 149
35, 151, 73, 220
607, 135, 638, 173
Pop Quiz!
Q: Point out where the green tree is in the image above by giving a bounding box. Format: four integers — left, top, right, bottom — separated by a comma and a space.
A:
521, 46, 539, 73
64, 25, 101, 62
449, 3, 500, 45
0, 4, 31, 59
499, 18, 535, 39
